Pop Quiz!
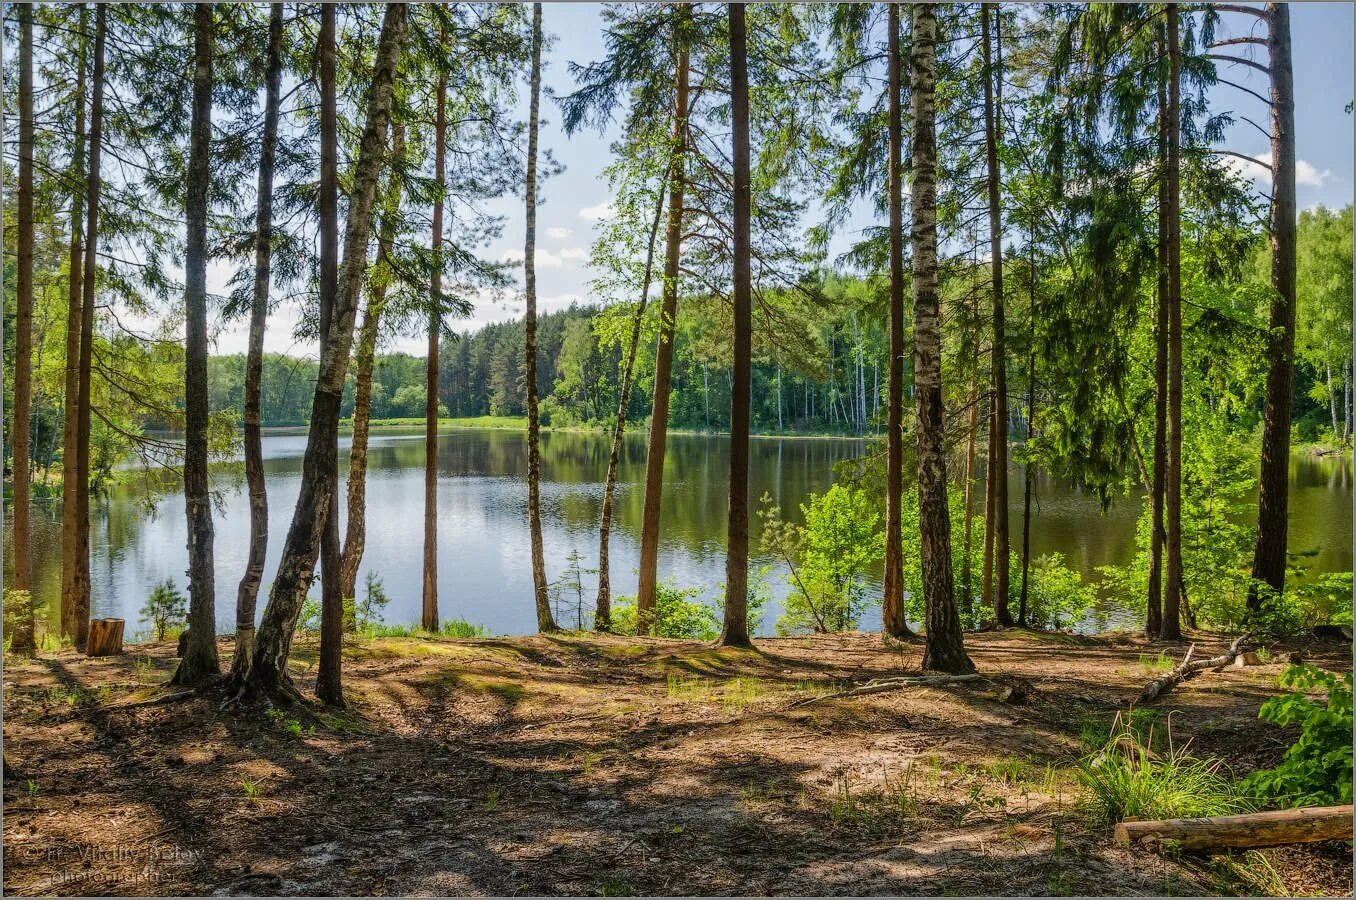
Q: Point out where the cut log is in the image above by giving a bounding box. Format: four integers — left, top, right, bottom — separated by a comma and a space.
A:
1136, 633, 1249, 704
1115, 805, 1353, 851
86, 618, 125, 657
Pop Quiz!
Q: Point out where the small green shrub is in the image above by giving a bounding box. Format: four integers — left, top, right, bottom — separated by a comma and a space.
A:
612, 580, 719, 639
354, 572, 391, 629
139, 580, 188, 641
1021, 553, 1096, 630
1242, 665, 1353, 807
761, 486, 882, 634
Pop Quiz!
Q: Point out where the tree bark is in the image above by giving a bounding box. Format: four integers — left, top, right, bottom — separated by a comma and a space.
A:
342, 122, 405, 604
595, 184, 665, 631
1161, 4, 1184, 641
720, 0, 752, 649
982, 3, 1012, 627
424, 71, 447, 633
11, 3, 37, 655
60, 7, 88, 646
231, 3, 284, 684
172, 2, 220, 686
1018, 247, 1037, 627
635, 17, 690, 633
71, 5, 107, 654
1148, 32, 1168, 639
242, 3, 406, 704
524, 4, 557, 633
1116, 806, 1353, 851
315, 4, 345, 706
1247, 2, 1296, 609
911, 4, 973, 675
881, 2, 914, 639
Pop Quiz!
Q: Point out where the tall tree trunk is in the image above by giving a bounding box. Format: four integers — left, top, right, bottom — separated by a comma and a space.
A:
524, 4, 557, 633
982, 3, 1011, 626
424, 72, 447, 633
720, 0, 752, 649
173, 2, 220, 685
341, 122, 405, 603
1247, 2, 1296, 610
241, 2, 406, 704
1147, 39, 1168, 639
71, 4, 107, 653
1327, 361, 1340, 439
595, 185, 665, 631
315, 4, 345, 705
961, 376, 978, 616
60, 7, 88, 646
1018, 246, 1037, 628
882, 2, 914, 638
911, 3, 973, 675
981, 392, 995, 612
231, 3, 283, 683
1161, 4, 1184, 641
11, 3, 37, 655
635, 18, 690, 632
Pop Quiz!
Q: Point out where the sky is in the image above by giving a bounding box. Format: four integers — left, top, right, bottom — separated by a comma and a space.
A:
211, 2, 1356, 358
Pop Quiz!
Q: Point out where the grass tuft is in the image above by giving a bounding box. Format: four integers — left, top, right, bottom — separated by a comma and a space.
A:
1077, 712, 1251, 825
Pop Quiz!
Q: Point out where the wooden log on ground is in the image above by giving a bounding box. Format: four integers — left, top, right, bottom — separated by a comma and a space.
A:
1136, 633, 1249, 704
1115, 805, 1353, 851
790, 673, 984, 707
86, 618, 125, 657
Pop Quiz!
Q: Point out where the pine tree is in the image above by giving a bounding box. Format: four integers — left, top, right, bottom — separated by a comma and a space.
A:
173, 1, 220, 686
911, 3, 973, 675
720, 0, 753, 649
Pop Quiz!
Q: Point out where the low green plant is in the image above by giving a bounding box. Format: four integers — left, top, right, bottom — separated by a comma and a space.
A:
1078, 714, 1250, 824
1242, 664, 1353, 806
353, 572, 391, 630
612, 580, 720, 639
240, 778, 261, 801
139, 580, 188, 641
761, 486, 882, 634
1020, 554, 1096, 630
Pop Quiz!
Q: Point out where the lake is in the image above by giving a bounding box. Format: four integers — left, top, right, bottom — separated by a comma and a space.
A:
8, 428, 1353, 638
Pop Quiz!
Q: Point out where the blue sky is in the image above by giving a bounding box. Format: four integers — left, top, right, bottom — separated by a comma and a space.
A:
227, 2, 1355, 356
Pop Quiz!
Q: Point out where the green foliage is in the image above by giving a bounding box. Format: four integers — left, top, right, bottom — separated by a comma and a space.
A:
354, 572, 391, 629
139, 580, 188, 642
1021, 553, 1096, 630
612, 580, 720, 640
1078, 714, 1251, 825
1242, 665, 1353, 807
761, 486, 882, 634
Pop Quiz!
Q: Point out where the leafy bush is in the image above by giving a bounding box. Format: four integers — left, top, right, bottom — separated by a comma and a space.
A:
612, 580, 720, 640
1078, 714, 1250, 824
2, 589, 50, 652
139, 580, 188, 641
761, 486, 882, 634
1242, 665, 1353, 807
1021, 553, 1096, 630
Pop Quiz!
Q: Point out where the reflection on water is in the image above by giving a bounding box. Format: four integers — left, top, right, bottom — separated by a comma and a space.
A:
6, 429, 1352, 637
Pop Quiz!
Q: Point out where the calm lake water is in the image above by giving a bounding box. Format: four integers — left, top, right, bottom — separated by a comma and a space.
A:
8, 428, 1353, 638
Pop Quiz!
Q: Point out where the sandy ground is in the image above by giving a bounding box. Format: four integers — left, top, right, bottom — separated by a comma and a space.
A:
2, 629, 1351, 897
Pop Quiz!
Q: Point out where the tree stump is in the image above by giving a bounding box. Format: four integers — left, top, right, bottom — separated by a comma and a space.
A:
86, 619, 125, 657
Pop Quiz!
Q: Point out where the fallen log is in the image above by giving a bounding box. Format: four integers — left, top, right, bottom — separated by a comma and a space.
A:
789, 673, 984, 707
1136, 633, 1250, 704
1115, 805, 1353, 851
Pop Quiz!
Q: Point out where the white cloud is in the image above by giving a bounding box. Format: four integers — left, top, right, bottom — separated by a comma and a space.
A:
579, 201, 615, 221
501, 246, 587, 269
545, 226, 572, 240
1223, 149, 1332, 189
558, 246, 588, 261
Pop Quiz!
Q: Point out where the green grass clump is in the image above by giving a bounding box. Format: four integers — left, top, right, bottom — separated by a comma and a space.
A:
358, 618, 487, 640
1078, 713, 1250, 825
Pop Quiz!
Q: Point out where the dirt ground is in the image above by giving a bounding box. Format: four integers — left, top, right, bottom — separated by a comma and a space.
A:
2, 629, 1351, 897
